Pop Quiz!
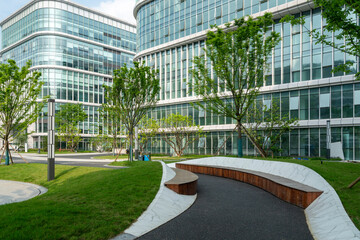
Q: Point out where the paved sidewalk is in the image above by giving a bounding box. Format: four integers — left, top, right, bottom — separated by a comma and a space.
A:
0, 180, 47, 206
139, 173, 313, 240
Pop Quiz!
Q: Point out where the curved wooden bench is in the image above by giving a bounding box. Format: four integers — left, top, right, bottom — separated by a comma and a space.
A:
176, 163, 322, 208
165, 168, 198, 195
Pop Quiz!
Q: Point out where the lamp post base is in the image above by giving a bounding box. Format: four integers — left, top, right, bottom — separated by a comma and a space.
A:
48, 158, 55, 181
326, 149, 330, 160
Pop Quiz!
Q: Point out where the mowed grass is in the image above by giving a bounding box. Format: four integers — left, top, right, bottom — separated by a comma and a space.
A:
0, 162, 162, 240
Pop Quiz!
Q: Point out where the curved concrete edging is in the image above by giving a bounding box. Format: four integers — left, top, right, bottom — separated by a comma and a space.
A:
113, 161, 197, 240
168, 157, 360, 240
0, 180, 48, 206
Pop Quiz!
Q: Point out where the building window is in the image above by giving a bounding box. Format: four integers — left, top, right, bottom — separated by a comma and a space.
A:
354, 88, 360, 117
320, 88, 330, 119
237, 0, 244, 11
197, 13, 203, 26
180, 20, 185, 32
216, 6, 222, 19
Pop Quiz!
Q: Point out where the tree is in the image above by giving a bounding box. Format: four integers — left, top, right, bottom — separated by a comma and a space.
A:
91, 131, 112, 152
56, 103, 87, 152
138, 116, 159, 154
104, 62, 160, 161
283, 0, 360, 78
0, 60, 46, 165
244, 100, 298, 158
13, 129, 31, 151
191, 13, 281, 157
158, 113, 204, 157
100, 101, 123, 155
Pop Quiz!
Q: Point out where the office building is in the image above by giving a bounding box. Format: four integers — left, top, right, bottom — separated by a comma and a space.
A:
134, 0, 360, 160
0, 0, 136, 149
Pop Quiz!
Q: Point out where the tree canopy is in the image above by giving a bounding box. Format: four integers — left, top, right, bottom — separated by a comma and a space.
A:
56, 103, 87, 152
158, 113, 203, 157
138, 116, 159, 154
100, 96, 124, 155
244, 100, 298, 157
104, 62, 160, 161
0, 60, 46, 164
191, 13, 281, 157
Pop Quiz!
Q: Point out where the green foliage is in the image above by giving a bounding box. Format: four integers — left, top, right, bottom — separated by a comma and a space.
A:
100, 90, 124, 153
56, 103, 87, 152
56, 103, 87, 127
104, 62, 160, 161
13, 129, 32, 150
191, 13, 281, 157
138, 116, 159, 153
158, 113, 204, 157
91, 132, 112, 152
244, 100, 298, 157
0, 60, 46, 163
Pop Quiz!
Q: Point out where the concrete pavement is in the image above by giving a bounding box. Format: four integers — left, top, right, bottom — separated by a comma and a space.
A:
0, 180, 47, 206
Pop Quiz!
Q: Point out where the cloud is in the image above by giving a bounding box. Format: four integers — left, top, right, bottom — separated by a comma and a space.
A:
94, 0, 136, 25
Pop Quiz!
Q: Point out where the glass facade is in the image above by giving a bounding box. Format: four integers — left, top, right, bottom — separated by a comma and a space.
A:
138, 9, 358, 102
135, 0, 360, 159
2, 36, 133, 76
136, 0, 297, 52
1, 0, 136, 149
147, 83, 360, 125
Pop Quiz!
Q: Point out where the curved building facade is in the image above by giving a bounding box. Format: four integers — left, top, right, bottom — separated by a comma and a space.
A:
134, 0, 360, 160
0, 0, 136, 149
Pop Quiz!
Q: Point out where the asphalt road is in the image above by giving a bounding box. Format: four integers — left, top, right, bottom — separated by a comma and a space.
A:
139, 174, 313, 240
7, 153, 119, 168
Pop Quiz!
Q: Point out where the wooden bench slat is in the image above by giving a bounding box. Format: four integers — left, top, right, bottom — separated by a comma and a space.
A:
165, 168, 198, 195
176, 163, 323, 208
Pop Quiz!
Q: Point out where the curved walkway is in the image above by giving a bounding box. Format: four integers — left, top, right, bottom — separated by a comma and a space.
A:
173, 157, 360, 240
139, 173, 313, 240
0, 180, 47, 205
112, 161, 197, 240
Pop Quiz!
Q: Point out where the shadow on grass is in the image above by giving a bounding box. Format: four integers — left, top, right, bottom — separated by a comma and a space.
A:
55, 166, 79, 180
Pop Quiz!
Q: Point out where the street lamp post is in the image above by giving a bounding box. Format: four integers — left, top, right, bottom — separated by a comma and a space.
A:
48, 99, 55, 181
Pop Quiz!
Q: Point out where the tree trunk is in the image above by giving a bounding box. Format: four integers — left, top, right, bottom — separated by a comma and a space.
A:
4, 139, 10, 165
112, 137, 116, 156
215, 135, 232, 156
241, 125, 267, 158
237, 123, 243, 158
129, 132, 133, 162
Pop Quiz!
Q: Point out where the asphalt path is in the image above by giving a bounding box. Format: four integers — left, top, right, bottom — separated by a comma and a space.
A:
139, 174, 313, 240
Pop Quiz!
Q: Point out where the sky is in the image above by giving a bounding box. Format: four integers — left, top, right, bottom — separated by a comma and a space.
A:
0, 0, 136, 49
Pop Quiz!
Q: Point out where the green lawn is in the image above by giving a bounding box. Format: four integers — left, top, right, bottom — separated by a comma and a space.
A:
0, 162, 162, 240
